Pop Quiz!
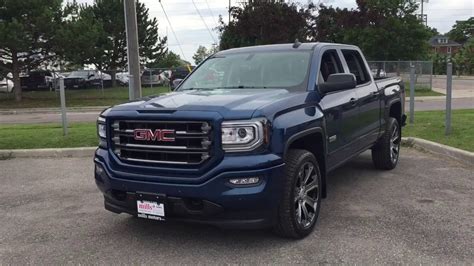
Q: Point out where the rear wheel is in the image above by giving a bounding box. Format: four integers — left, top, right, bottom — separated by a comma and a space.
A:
274, 149, 321, 239
372, 117, 401, 170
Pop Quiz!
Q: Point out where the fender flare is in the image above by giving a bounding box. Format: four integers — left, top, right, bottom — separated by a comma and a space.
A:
284, 127, 328, 198
284, 127, 326, 157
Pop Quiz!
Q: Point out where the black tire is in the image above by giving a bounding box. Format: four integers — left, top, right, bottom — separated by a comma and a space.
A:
372, 117, 401, 170
274, 149, 322, 239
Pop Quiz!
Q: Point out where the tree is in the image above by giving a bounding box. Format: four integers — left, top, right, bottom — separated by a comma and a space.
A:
61, 0, 167, 86
218, 2, 316, 50
453, 37, 474, 75
448, 17, 474, 44
192, 45, 218, 65
0, 0, 64, 101
149, 51, 189, 68
313, 0, 432, 60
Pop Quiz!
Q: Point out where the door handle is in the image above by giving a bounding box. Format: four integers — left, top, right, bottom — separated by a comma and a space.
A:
349, 98, 358, 106
372, 91, 380, 97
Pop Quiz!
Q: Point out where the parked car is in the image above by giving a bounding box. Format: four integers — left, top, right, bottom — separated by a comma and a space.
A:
20, 70, 58, 91
115, 72, 129, 86
0, 77, 14, 93
170, 66, 193, 89
95, 42, 406, 238
141, 69, 170, 87
371, 68, 387, 78
64, 70, 111, 89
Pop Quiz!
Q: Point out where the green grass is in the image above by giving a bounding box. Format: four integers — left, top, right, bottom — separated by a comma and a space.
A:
404, 109, 474, 152
0, 123, 97, 149
0, 86, 170, 109
404, 83, 444, 97
1, 110, 472, 151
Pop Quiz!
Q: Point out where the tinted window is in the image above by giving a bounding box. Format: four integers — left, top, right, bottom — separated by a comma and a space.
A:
319, 50, 343, 83
342, 50, 370, 85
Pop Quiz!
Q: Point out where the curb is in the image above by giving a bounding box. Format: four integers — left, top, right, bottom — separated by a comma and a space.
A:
0, 147, 96, 160
401, 137, 473, 166
0, 106, 107, 115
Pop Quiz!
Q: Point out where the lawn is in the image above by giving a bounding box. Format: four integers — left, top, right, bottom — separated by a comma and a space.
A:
0, 86, 170, 109
404, 109, 474, 152
404, 83, 444, 97
0, 110, 472, 151
0, 123, 97, 149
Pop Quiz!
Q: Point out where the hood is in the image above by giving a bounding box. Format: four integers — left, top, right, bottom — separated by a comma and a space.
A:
110, 89, 308, 119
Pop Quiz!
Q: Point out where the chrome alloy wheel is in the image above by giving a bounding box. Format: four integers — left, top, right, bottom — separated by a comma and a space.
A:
294, 162, 319, 228
390, 124, 400, 164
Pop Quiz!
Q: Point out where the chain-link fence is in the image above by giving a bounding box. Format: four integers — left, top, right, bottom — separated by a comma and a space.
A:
368, 61, 434, 91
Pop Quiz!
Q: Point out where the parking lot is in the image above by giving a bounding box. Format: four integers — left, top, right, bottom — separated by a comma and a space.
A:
0, 148, 472, 264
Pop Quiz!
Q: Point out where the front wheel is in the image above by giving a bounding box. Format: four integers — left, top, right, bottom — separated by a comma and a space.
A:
372, 117, 401, 170
274, 149, 322, 239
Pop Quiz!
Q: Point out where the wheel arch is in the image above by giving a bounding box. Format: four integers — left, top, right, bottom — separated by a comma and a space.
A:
388, 100, 402, 125
284, 128, 328, 198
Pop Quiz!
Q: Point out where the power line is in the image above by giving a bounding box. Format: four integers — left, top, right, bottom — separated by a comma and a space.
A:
191, 0, 218, 44
158, 0, 187, 61
204, 0, 219, 28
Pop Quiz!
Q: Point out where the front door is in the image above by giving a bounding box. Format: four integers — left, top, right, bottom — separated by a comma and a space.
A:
341, 49, 382, 149
317, 49, 360, 170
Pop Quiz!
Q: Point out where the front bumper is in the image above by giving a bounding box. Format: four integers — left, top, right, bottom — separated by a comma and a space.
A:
94, 149, 285, 229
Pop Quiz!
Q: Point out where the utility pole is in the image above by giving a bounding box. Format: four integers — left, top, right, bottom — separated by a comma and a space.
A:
228, 0, 231, 24
418, 0, 428, 26
124, 0, 141, 100
420, 0, 423, 20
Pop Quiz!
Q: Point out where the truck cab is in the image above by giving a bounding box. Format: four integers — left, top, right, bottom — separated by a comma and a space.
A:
94, 42, 405, 238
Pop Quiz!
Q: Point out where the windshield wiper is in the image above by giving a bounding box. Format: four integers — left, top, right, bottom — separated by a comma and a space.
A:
181, 86, 268, 91
220, 85, 268, 89
180, 87, 215, 91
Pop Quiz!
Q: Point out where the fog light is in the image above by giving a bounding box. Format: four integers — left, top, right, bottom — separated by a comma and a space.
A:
95, 164, 104, 176
229, 177, 260, 185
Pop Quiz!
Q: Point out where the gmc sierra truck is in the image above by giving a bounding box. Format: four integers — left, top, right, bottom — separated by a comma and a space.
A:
94, 42, 406, 238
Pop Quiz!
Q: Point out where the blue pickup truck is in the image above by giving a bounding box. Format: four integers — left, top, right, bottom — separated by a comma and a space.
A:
94, 42, 406, 238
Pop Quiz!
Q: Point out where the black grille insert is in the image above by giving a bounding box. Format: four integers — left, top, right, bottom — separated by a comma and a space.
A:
111, 120, 212, 165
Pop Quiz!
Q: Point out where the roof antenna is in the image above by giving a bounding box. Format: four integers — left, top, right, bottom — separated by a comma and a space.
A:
293, 38, 301, 48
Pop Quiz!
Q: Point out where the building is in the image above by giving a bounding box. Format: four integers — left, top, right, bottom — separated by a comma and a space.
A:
429, 35, 462, 56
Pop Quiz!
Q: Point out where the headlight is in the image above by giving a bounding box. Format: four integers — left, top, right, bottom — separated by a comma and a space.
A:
97, 116, 106, 139
221, 119, 266, 152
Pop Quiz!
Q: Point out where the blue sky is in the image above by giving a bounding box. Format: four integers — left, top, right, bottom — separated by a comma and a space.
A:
76, 0, 474, 63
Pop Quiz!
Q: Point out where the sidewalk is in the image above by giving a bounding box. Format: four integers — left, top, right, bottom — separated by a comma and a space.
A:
432, 87, 473, 99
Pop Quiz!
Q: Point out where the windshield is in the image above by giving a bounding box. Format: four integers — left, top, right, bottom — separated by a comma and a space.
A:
178, 50, 312, 91
68, 71, 90, 78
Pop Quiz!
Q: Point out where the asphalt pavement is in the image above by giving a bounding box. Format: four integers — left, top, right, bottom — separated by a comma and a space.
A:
0, 149, 472, 264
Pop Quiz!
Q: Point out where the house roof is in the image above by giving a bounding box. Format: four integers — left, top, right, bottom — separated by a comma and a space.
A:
429, 35, 462, 47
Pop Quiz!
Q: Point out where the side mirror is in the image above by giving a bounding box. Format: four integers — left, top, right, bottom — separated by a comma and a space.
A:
319, 73, 356, 94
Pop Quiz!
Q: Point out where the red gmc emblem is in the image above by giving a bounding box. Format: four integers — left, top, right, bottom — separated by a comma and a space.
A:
133, 129, 175, 142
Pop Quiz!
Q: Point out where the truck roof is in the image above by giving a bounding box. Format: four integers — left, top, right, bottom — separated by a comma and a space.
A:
217, 42, 358, 55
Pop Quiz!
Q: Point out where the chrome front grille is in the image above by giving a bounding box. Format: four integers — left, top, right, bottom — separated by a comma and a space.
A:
111, 120, 212, 165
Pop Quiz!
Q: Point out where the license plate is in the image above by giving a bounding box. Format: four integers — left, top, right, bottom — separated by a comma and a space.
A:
137, 200, 165, 221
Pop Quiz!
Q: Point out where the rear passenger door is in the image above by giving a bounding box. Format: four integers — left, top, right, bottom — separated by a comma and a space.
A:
317, 49, 360, 170
341, 49, 381, 149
